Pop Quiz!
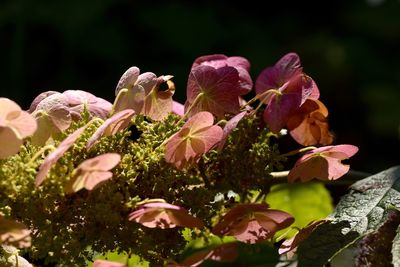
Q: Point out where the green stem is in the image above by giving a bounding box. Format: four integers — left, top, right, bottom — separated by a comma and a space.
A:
176, 92, 204, 125
27, 145, 56, 165
281, 146, 317, 157
111, 88, 129, 115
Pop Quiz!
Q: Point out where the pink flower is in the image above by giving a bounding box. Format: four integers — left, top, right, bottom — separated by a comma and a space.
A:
93, 260, 125, 267
35, 126, 87, 187
288, 144, 359, 182
255, 53, 319, 133
64, 153, 121, 193
279, 219, 328, 256
0, 98, 37, 159
128, 202, 204, 229
0, 213, 31, 248
29, 90, 112, 145
114, 67, 175, 120
185, 64, 241, 118
165, 111, 223, 169
62, 90, 112, 119
192, 54, 253, 94
287, 99, 333, 146
86, 109, 135, 150
168, 243, 238, 267
212, 204, 294, 244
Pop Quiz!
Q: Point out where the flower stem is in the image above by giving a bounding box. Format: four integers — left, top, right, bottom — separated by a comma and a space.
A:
27, 145, 56, 166
176, 92, 204, 125
281, 146, 317, 157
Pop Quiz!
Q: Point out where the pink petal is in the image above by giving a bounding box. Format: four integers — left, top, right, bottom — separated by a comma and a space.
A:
0, 214, 31, 248
172, 100, 184, 116
84, 171, 114, 190
288, 155, 329, 182
0, 98, 22, 120
47, 104, 72, 131
93, 260, 125, 267
35, 126, 86, 186
185, 65, 241, 118
218, 111, 246, 151
63, 90, 112, 119
136, 72, 158, 95
128, 202, 203, 229
0, 126, 23, 159
7, 110, 37, 138
115, 66, 140, 94
28, 91, 59, 113
113, 87, 144, 115
86, 109, 135, 150
79, 153, 121, 171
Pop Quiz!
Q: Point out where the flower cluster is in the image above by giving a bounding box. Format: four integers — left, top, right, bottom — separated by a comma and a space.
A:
0, 53, 357, 266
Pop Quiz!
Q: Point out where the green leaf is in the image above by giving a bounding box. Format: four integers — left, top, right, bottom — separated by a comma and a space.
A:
297, 166, 400, 267
393, 224, 400, 267
266, 182, 333, 238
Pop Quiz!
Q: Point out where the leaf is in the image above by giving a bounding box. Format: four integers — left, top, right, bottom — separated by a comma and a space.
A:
297, 166, 400, 267
266, 182, 333, 239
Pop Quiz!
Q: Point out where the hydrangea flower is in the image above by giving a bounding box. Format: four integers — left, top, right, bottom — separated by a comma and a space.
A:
114, 67, 175, 120
165, 111, 223, 169
35, 126, 87, 186
288, 144, 359, 182
255, 53, 319, 133
0, 98, 37, 159
128, 202, 204, 229
185, 64, 241, 118
29, 90, 111, 145
86, 109, 135, 150
0, 213, 31, 248
212, 204, 294, 244
287, 99, 333, 146
64, 153, 121, 193
192, 54, 253, 94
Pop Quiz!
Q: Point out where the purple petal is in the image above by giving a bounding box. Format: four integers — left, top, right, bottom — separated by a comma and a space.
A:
115, 66, 140, 95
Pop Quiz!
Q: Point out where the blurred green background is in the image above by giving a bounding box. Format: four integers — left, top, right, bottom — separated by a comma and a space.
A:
1, 0, 399, 173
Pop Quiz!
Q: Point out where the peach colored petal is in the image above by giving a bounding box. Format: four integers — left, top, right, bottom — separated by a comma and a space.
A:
0, 98, 21, 120
35, 126, 86, 186
7, 110, 37, 138
0, 126, 23, 159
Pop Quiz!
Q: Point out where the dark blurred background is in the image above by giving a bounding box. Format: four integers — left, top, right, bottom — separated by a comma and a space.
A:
1, 0, 399, 173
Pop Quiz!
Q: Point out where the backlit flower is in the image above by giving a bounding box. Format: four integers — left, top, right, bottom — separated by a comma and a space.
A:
165, 111, 223, 169
93, 260, 125, 267
287, 99, 333, 146
255, 53, 319, 133
0, 98, 37, 159
128, 202, 204, 229
64, 153, 121, 193
288, 144, 359, 182
0, 213, 31, 248
212, 204, 294, 244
